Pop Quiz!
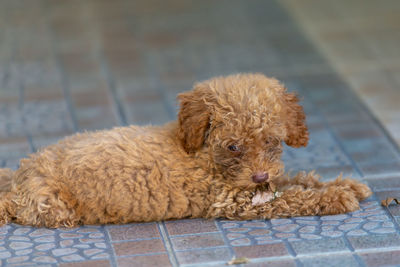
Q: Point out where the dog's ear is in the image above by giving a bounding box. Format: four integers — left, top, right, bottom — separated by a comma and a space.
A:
283, 91, 309, 148
177, 83, 213, 153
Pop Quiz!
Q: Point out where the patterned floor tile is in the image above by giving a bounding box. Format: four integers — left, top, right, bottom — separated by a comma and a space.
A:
299, 254, 359, 267
233, 243, 289, 259
358, 250, 400, 267
170, 233, 225, 251
175, 247, 232, 265
217, 200, 395, 246
282, 128, 354, 178
245, 259, 296, 267
112, 239, 165, 256
106, 223, 160, 241
59, 259, 111, 267
117, 254, 172, 267
0, 224, 112, 264
165, 219, 218, 236
290, 238, 349, 255
348, 233, 400, 250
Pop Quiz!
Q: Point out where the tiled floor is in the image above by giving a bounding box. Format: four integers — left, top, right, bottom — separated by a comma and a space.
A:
281, 0, 400, 145
0, 0, 399, 266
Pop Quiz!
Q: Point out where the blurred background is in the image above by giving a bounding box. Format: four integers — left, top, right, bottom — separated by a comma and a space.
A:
1, 1, 400, 266
0, 0, 399, 175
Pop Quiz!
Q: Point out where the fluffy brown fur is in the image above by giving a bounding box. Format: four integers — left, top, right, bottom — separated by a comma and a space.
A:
0, 73, 371, 228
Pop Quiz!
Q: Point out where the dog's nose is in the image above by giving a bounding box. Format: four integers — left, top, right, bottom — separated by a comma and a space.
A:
252, 172, 269, 183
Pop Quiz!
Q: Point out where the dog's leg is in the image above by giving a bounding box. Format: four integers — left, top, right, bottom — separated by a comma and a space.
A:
12, 178, 79, 228
0, 192, 16, 225
0, 168, 16, 225
319, 176, 372, 201
272, 171, 324, 190
267, 181, 370, 218
12, 187, 79, 228
207, 175, 371, 220
274, 172, 371, 201
0, 167, 79, 228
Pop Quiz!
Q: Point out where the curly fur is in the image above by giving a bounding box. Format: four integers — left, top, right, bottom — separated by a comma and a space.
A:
0, 73, 371, 228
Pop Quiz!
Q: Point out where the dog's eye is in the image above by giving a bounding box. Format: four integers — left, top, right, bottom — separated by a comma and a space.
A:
228, 145, 240, 152
266, 138, 280, 146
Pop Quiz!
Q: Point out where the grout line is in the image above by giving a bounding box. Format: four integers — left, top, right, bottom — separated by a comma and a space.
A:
351, 98, 400, 158
146, 54, 177, 121
180, 260, 235, 267
278, 1, 400, 179
224, 244, 400, 264
280, 0, 400, 159
353, 253, 366, 267
311, 245, 400, 257
99, 53, 128, 126
167, 231, 221, 238
343, 235, 355, 253
299, 84, 364, 178
342, 234, 366, 266
157, 221, 179, 267
104, 225, 119, 267
105, 222, 156, 228
116, 251, 169, 258
15, 49, 36, 154
54, 53, 80, 132
381, 203, 400, 233
368, 187, 400, 192
25, 134, 36, 153
363, 172, 400, 180
152, 245, 229, 253
284, 239, 297, 257
108, 237, 160, 243
294, 259, 304, 267
41, 2, 79, 133
342, 20, 400, 157
5, 30, 36, 155
123, 24, 177, 123
214, 220, 236, 260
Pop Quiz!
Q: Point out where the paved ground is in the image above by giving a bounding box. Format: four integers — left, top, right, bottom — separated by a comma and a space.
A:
282, 0, 400, 146
0, 0, 400, 266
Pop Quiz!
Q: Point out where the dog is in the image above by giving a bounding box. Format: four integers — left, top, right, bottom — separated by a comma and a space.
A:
0, 73, 371, 227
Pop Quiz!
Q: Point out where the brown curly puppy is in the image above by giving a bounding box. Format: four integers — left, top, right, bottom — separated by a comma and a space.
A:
0, 73, 371, 227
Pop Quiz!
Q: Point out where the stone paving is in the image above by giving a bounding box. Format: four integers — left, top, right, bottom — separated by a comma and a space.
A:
219, 200, 396, 246
1, 0, 400, 266
1, 225, 111, 264
281, 0, 400, 146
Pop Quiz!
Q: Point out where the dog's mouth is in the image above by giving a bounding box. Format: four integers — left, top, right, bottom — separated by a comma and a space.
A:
252, 181, 276, 193
251, 182, 282, 206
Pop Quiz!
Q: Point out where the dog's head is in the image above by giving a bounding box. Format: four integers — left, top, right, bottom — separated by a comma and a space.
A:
177, 73, 308, 189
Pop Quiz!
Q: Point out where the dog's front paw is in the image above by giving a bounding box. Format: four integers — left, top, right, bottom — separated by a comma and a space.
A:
319, 186, 360, 215
331, 178, 372, 201
346, 179, 372, 201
